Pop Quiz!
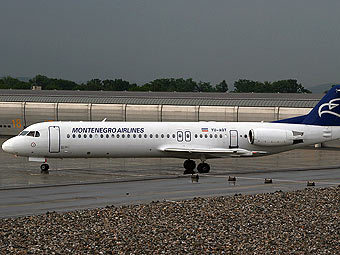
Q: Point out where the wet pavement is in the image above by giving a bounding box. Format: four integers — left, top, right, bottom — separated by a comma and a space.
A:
0, 138, 340, 218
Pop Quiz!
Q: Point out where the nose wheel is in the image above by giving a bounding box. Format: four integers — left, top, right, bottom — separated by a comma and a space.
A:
40, 163, 49, 174
183, 159, 196, 175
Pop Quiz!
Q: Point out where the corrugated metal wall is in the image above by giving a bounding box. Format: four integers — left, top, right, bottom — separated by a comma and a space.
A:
0, 102, 314, 136
0, 102, 25, 136
25, 103, 57, 125
91, 104, 125, 121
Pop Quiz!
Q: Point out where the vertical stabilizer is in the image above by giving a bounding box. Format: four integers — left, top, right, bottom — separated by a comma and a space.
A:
275, 85, 340, 126
302, 85, 340, 126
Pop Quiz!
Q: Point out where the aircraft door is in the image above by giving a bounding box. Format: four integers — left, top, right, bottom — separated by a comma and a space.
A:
185, 131, 191, 142
177, 131, 183, 142
229, 130, 238, 148
49, 126, 60, 153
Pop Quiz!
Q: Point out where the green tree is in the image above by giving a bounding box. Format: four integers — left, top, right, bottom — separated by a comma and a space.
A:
139, 78, 198, 92
0, 76, 30, 89
77, 79, 103, 90
234, 79, 261, 93
215, 80, 228, 92
29, 75, 50, 89
195, 81, 215, 92
102, 79, 137, 91
234, 79, 311, 93
29, 75, 78, 90
271, 79, 311, 93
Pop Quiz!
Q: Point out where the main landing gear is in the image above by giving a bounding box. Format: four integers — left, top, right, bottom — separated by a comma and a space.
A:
40, 163, 49, 174
197, 162, 210, 174
183, 159, 210, 174
183, 159, 196, 175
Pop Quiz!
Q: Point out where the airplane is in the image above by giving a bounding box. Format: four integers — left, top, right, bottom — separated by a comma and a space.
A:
2, 85, 340, 174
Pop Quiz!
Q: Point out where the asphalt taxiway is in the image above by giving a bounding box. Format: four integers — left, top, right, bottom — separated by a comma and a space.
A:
0, 138, 340, 218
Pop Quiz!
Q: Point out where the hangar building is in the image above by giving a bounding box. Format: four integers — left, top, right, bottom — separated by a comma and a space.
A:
0, 89, 322, 136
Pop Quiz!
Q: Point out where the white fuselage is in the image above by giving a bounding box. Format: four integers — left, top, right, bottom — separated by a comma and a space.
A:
2, 121, 339, 160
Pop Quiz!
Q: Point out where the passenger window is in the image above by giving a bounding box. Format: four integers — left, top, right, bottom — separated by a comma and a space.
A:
194, 134, 198, 138
27, 131, 35, 137
161, 134, 164, 138
117, 134, 120, 138
205, 134, 208, 138
200, 134, 203, 138
72, 134, 76, 138
214, 134, 217, 138
133, 134, 136, 138
220, 134, 222, 138
0, 125, 2, 128
106, 134, 109, 138
144, 134, 147, 138
35, 131, 40, 137
122, 134, 125, 138
84, 134, 87, 138
167, 134, 170, 138
127, 134, 130, 138
112, 134, 115, 138
172, 134, 175, 138
90, 134, 93, 138
78, 134, 81, 138
139, 134, 142, 138
67, 134, 70, 138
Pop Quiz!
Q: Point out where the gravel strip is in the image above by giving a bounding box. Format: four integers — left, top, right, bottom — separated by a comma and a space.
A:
1, 187, 339, 254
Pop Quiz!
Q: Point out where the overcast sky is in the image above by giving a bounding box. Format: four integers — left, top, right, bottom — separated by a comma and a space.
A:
1, 0, 339, 87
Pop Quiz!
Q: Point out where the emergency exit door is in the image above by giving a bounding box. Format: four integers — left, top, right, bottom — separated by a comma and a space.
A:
49, 126, 60, 153
229, 130, 238, 148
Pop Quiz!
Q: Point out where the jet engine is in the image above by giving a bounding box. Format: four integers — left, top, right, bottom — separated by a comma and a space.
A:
248, 128, 294, 146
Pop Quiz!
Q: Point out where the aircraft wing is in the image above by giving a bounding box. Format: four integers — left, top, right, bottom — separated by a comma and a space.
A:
161, 147, 268, 157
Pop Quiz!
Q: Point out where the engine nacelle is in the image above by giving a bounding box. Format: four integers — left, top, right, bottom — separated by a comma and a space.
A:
248, 128, 294, 147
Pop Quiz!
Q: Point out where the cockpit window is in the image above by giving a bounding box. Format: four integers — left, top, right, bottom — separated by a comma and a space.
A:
27, 131, 35, 137
18, 130, 41, 137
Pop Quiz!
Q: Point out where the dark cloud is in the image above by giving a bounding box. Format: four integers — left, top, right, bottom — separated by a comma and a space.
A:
1, 0, 339, 87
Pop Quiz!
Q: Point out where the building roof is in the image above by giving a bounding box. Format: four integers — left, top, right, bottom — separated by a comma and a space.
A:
0, 89, 323, 108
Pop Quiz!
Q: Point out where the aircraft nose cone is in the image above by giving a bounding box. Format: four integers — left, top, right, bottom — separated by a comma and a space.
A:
2, 140, 14, 153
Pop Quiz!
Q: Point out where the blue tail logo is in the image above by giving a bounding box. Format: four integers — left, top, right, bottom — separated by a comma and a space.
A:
275, 85, 340, 126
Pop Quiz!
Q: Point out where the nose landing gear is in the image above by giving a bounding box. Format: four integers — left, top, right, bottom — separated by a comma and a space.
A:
183, 159, 196, 175
40, 163, 49, 174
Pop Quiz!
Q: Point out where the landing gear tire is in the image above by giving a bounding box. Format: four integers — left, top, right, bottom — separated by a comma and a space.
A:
183, 159, 196, 175
197, 163, 210, 174
40, 163, 49, 174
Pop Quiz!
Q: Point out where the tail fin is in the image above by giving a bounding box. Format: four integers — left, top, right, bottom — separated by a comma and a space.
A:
275, 85, 340, 126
